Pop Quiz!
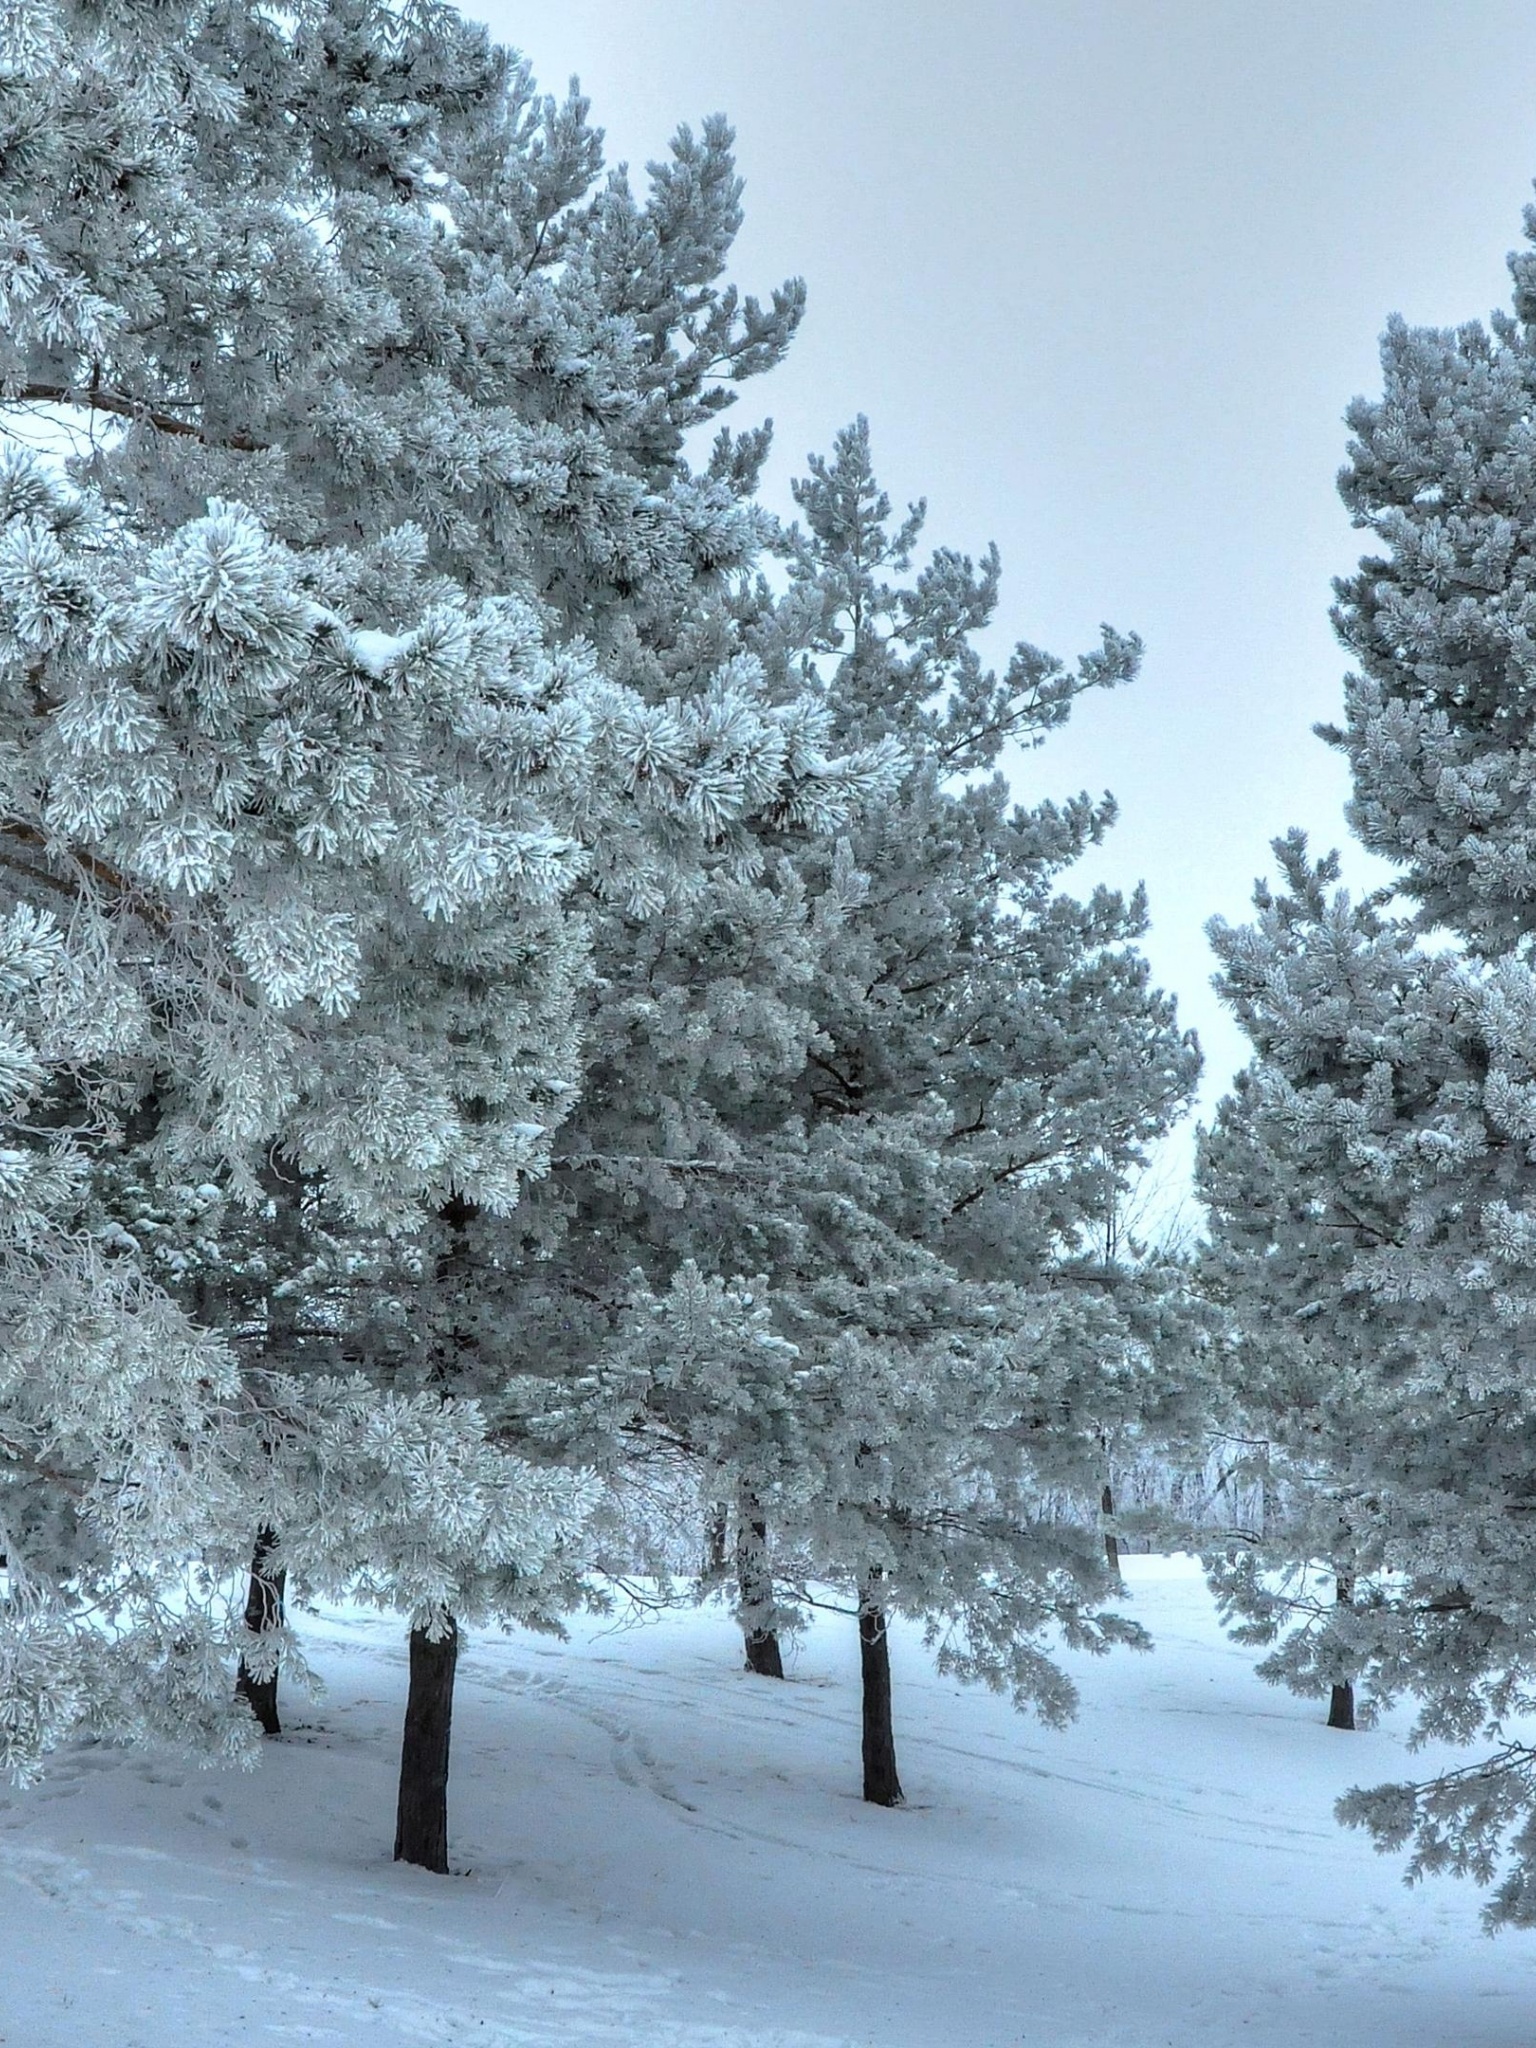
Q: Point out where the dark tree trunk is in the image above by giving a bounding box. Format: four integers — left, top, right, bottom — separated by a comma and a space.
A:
1327, 1572, 1357, 1731
743, 1622, 785, 1678
235, 1525, 286, 1736
394, 1616, 458, 1874
1101, 1480, 1122, 1582
736, 1507, 784, 1678
859, 1578, 903, 1807
389, 1198, 480, 1874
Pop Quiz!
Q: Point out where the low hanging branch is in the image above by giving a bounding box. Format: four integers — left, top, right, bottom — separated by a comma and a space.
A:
0, 820, 174, 933
13, 384, 268, 455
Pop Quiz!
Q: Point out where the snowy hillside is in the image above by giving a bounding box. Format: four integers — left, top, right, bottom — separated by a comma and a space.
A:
3, 1556, 1533, 2048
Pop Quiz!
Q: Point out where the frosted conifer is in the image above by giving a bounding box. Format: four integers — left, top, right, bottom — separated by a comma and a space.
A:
1204, 185, 1536, 1921
0, 0, 858, 1844
486, 419, 1199, 1805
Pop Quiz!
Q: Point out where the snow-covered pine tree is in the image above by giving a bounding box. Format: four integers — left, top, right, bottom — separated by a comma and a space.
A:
0, 0, 859, 1867
1320, 201, 1536, 1920
1201, 832, 1536, 1911
0, 425, 611, 1800
1200, 187, 1536, 1920
757, 420, 1201, 1800
469, 751, 886, 1666
489, 418, 1199, 1806
1199, 838, 1436, 1735
3, 2, 600, 1790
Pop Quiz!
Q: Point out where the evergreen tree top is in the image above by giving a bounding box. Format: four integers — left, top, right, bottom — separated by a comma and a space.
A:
1331, 199, 1536, 955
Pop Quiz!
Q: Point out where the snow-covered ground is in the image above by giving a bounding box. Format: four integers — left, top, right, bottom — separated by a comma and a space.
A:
5, 1556, 1535, 2047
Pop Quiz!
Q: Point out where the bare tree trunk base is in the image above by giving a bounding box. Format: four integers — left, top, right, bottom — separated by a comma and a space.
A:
736, 1509, 785, 1679
235, 1663, 282, 1737
395, 1617, 458, 1874
859, 1597, 903, 1807
1327, 1680, 1356, 1731
743, 1629, 784, 1678
1328, 1572, 1357, 1730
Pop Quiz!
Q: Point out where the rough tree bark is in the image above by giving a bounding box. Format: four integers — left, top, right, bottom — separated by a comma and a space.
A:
859, 1573, 903, 1807
394, 1615, 459, 1873
1327, 1572, 1357, 1731
390, 1196, 477, 1871
1101, 1480, 1122, 1584
736, 1501, 784, 1678
235, 1525, 286, 1736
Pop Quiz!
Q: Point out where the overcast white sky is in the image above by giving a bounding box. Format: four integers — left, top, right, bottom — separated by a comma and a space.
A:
486, 0, 1536, 1167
